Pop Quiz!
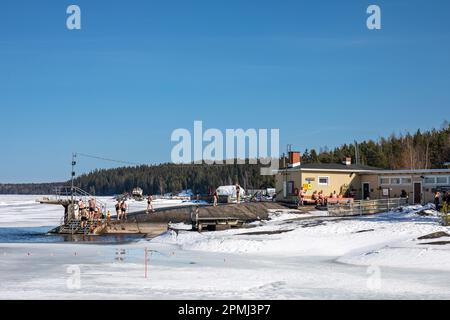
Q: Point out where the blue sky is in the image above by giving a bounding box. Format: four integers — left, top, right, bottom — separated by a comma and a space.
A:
0, 0, 449, 182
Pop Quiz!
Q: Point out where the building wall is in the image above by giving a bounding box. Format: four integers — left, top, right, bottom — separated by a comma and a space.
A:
360, 172, 450, 204
276, 170, 360, 202
275, 170, 302, 202
300, 171, 360, 197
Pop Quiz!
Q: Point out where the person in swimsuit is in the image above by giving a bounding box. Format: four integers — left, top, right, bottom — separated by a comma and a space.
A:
79, 199, 88, 229
121, 200, 128, 221
318, 190, 325, 206
146, 195, 155, 214
78, 198, 86, 219
235, 184, 241, 204
298, 189, 305, 208
213, 191, 218, 207
115, 199, 122, 220
88, 198, 96, 220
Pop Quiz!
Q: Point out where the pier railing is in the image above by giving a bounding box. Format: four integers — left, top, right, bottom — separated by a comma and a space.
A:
54, 186, 106, 209
327, 198, 408, 217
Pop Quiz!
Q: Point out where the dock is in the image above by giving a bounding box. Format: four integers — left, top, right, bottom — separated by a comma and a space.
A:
41, 186, 288, 236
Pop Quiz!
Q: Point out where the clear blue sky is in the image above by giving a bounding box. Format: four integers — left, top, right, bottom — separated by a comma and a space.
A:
1, 0, 449, 182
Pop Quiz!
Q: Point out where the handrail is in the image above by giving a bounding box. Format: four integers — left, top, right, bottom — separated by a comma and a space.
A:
54, 186, 107, 210
327, 198, 408, 217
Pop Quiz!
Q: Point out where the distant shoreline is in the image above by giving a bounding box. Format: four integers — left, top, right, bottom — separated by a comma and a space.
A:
0, 183, 65, 196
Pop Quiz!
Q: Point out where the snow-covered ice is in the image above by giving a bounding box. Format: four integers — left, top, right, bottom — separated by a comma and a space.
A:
1, 195, 450, 299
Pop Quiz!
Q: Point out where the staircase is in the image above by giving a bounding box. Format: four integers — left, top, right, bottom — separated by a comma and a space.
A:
57, 219, 105, 235
53, 186, 108, 234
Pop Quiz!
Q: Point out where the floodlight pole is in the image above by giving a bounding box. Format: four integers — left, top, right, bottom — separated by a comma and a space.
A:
71, 153, 77, 205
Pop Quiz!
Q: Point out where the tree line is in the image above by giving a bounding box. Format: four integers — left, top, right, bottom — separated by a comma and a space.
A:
302, 122, 450, 170
72, 163, 275, 196
0, 183, 64, 195
1, 123, 448, 195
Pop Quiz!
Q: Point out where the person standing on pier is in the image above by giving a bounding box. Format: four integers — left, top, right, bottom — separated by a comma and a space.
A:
79, 198, 86, 218
235, 184, 241, 204
79, 199, 88, 230
88, 198, 96, 220
115, 199, 122, 220
146, 195, 155, 214
121, 200, 128, 221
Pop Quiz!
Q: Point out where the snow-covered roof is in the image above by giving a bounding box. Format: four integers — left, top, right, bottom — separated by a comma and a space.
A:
216, 185, 245, 196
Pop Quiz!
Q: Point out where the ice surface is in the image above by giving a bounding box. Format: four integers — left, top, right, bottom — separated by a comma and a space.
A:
1, 195, 450, 299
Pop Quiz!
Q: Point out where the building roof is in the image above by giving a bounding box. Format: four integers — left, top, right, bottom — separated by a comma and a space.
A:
360, 169, 450, 175
278, 163, 382, 173
299, 163, 382, 171
277, 163, 450, 174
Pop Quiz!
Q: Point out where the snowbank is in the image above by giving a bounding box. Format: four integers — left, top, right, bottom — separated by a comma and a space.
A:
153, 205, 450, 263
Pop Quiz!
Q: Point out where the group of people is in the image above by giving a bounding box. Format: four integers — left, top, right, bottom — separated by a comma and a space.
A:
76, 195, 159, 230
434, 191, 450, 210
78, 198, 104, 229
297, 189, 343, 207
115, 194, 157, 220
115, 199, 128, 221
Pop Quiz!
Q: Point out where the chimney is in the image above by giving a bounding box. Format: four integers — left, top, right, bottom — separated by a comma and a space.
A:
288, 151, 301, 168
343, 157, 352, 166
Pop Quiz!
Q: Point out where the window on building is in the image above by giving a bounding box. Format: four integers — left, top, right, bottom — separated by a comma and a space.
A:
318, 176, 329, 186
436, 177, 448, 185
390, 178, 401, 185
424, 177, 436, 185
380, 177, 390, 185
401, 178, 412, 184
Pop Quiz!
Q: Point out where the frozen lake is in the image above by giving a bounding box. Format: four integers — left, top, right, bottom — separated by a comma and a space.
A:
1, 195, 450, 299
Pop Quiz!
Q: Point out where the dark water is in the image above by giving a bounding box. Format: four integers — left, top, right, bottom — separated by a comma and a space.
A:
0, 227, 146, 244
